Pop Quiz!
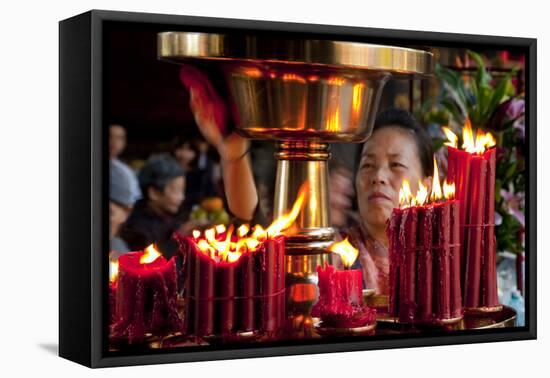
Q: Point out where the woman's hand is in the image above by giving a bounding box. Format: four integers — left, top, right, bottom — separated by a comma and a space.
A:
179, 64, 249, 162
178, 64, 258, 221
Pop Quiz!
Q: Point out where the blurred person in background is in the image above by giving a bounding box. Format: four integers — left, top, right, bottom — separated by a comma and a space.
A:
109, 123, 141, 203
171, 134, 221, 220
109, 160, 137, 257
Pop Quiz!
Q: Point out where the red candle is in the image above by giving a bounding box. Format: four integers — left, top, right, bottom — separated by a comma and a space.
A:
464, 155, 487, 308
482, 148, 498, 308
399, 207, 418, 323
194, 248, 216, 336
260, 235, 286, 335
447, 146, 471, 279
433, 202, 451, 321
111, 245, 181, 344
312, 263, 375, 328
312, 238, 376, 328
444, 124, 499, 311
388, 170, 463, 325
449, 199, 463, 318
388, 208, 403, 318
237, 252, 256, 332
416, 206, 434, 322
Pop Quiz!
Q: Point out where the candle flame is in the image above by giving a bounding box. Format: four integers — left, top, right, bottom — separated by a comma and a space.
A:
443, 180, 456, 200
442, 126, 458, 148
109, 260, 119, 283
215, 224, 226, 234
192, 229, 201, 239
329, 237, 359, 268
399, 179, 414, 207
191, 181, 309, 263
266, 181, 309, 237
237, 224, 250, 238
140, 244, 162, 264
443, 119, 496, 154
430, 156, 443, 202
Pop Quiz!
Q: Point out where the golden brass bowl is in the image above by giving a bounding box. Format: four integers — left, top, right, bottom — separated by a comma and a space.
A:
158, 32, 434, 142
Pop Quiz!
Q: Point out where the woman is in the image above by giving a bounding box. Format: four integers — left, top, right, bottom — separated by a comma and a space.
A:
179, 65, 433, 294
338, 108, 434, 294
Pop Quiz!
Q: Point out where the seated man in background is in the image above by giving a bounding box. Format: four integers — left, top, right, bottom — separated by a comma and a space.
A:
119, 154, 186, 258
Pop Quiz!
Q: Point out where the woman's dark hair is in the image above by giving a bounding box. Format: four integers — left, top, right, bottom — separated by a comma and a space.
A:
138, 154, 185, 198
372, 107, 434, 177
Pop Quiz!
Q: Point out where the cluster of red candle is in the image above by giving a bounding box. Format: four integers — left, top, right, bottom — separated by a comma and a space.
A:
444, 121, 500, 311
388, 160, 463, 325
175, 224, 286, 338
110, 245, 182, 344
174, 182, 309, 339
312, 238, 376, 328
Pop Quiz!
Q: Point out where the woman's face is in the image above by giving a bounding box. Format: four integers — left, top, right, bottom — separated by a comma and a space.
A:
355, 126, 428, 231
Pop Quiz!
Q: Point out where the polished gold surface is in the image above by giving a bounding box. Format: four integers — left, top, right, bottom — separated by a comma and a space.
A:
158, 32, 434, 75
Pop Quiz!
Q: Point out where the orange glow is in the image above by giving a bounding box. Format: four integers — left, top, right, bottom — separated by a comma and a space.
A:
215, 224, 226, 235
282, 73, 306, 84
352, 83, 364, 114
443, 180, 456, 200
414, 181, 429, 206
140, 244, 162, 264
399, 179, 429, 207
242, 67, 263, 78
442, 126, 458, 148
192, 229, 201, 239
329, 237, 359, 268
327, 76, 345, 86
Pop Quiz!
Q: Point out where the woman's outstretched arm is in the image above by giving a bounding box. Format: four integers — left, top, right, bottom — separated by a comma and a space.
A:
180, 65, 258, 221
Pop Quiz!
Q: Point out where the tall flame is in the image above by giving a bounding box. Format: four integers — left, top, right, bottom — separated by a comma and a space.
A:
442, 118, 495, 154
430, 156, 443, 202
266, 181, 309, 237
140, 244, 162, 264
329, 237, 359, 268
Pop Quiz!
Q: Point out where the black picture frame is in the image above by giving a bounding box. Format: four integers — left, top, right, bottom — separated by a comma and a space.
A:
59, 9, 537, 368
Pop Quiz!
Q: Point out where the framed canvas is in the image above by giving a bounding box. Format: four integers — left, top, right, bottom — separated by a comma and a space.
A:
59, 9, 536, 368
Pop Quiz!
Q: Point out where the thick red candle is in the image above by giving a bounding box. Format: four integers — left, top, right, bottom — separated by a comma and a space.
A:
447, 146, 471, 275
216, 262, 236, 334
416, 206, 434, 322
464, 156, 487, 308
387, 208, 403, 318
399, 207, 418, 323
312, 263, 376, 328
482, 148, 498, 308
449, 200, 463, 318
237, 252, 256, 332
260, 236, 285, 334
194, 251, 216, 336
111, 248, 181, 344
433, 202, 451, 321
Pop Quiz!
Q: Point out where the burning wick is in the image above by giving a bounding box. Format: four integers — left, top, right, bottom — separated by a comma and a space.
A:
329, 237, 359, 269
140, 244, 162, 264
